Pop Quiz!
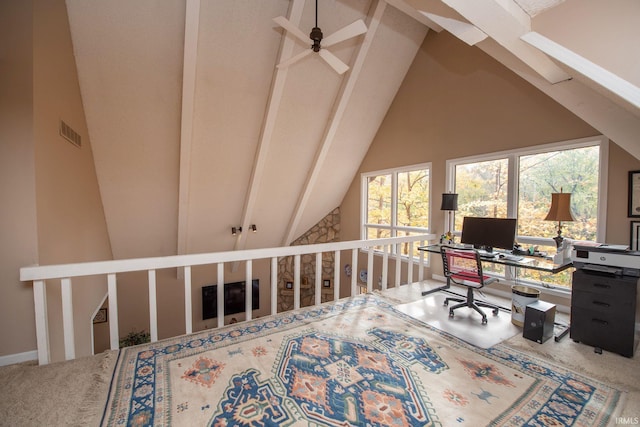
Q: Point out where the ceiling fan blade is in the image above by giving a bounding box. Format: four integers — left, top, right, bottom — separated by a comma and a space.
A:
273, 16, 310, 45
318, 49, 349, 74
322, 19, 367, 47
277, 49, 313, 69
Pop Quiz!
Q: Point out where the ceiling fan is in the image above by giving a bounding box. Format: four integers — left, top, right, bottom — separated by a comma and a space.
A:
273, 0, 367, 75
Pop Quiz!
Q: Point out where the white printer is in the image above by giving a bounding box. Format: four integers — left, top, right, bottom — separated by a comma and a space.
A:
571, 243, 640, 277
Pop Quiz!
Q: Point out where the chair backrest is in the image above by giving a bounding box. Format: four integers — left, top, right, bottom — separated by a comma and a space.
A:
440, 246, 487, 287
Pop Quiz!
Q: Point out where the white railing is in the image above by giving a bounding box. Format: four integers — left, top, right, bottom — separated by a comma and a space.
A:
20, 234, 434, 365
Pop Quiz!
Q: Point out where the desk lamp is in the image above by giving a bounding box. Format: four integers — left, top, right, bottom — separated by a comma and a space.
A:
441, 193, 458, 242
544, 190, 575, 248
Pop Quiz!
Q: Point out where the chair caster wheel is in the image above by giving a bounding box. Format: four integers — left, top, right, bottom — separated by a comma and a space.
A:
492, 308, 499, 315
444, 301, 449, 306
449, 310, 454, 318
482, 318, 488, 325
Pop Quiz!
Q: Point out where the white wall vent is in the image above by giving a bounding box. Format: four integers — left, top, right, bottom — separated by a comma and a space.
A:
60, 120, 81, 148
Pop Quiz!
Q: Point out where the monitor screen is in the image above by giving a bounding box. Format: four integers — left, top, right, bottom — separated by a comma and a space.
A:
460, 217, 517, 252
202, 279, 259, 320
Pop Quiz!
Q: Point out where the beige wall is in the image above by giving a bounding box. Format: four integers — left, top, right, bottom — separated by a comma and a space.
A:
339, 31, 640, 303
33, 0, 113, 361
0, 0, 39, 359
0, 0, 112, 362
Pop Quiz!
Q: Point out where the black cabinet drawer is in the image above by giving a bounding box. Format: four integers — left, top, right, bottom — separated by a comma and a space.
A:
570, 308, 635, 357
571, 270, 638, 357
571, 289, 634, 314
572, 270, 637, 297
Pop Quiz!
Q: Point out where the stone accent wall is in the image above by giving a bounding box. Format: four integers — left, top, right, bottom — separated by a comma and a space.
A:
277, 208, 340, 312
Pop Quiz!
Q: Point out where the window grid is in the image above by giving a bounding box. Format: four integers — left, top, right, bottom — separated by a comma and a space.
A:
446, 136, 607, 290
362, 163, 432, 258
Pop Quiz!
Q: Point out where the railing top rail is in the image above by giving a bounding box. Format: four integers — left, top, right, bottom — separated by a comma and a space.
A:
20, 234, 434, 282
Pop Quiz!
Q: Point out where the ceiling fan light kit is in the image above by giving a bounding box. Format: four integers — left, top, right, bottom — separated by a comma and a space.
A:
274, 1, 367, 74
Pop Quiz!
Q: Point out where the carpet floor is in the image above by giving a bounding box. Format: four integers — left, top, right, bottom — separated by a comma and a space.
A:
0, 280, 637, 426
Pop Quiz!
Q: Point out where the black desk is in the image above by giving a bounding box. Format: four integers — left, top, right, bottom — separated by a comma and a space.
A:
417, 244, 573, 296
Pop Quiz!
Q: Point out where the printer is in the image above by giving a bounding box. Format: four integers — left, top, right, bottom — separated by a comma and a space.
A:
571, 244, 640, 277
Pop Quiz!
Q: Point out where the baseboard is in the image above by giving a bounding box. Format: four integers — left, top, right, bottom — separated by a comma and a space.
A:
0, 350, 37, 367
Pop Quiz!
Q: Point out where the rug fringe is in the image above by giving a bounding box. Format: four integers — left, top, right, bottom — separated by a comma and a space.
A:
73, 350, 118, 427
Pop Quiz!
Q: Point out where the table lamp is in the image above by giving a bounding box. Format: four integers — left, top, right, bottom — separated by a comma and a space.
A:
544, 190, 575, 248
441, 193, 458, 242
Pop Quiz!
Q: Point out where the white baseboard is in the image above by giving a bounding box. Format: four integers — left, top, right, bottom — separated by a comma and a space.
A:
0, 350, 38, 367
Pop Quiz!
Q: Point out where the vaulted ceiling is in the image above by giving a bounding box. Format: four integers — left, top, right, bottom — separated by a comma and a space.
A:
65, 0, 640, 260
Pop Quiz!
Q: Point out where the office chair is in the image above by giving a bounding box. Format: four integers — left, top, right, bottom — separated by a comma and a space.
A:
440, 246, 500, 324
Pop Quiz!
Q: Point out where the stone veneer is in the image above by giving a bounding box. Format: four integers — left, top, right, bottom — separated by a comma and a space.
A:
277, 207, 340, 312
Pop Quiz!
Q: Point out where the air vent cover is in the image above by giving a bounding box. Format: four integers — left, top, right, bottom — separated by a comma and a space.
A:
60, 120, 81, 148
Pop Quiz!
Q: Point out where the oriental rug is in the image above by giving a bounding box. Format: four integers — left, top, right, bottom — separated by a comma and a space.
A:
101, 294, 623, 426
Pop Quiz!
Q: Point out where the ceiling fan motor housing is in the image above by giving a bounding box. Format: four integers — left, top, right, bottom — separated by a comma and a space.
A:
310, 27, 323, 52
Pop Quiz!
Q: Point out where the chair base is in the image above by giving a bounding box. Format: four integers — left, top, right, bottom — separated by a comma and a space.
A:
444, 287, 500, 324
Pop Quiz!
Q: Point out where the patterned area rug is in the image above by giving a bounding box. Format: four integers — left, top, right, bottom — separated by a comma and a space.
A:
101, 294, 623, 426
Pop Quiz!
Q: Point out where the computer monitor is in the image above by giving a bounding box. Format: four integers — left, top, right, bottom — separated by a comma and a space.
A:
460, 217, 517, 252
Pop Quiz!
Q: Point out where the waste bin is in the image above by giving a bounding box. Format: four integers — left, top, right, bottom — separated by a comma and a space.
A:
511, 285, 540, 326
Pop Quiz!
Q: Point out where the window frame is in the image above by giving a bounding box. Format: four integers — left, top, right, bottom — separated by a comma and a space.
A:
446, 136, 608, 292
361, 162, 433, 241
446, 136, 608, 246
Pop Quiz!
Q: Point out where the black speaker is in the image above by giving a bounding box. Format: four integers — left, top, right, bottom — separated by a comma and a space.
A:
523, 300, 556, 344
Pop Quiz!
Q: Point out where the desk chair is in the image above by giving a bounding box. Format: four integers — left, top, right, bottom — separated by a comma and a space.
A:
440, 246, 500, 324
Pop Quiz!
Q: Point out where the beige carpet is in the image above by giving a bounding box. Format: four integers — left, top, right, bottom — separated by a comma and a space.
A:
0, 350, 117, 427
0, 280, 638, 425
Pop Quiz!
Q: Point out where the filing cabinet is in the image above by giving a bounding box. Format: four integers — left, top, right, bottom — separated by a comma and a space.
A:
570, 269, 638, 357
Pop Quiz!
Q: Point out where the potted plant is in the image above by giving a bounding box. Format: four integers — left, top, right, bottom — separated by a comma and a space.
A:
119, 329, 151, 348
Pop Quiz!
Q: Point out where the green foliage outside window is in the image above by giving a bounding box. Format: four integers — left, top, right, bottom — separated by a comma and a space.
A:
452, 144, 600, 289
365, 167, 430, 255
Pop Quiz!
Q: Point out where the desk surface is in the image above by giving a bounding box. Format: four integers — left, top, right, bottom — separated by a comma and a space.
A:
418, 244, 573, 274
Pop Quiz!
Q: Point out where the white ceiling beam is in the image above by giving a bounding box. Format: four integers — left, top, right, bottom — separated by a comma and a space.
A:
385, 0, 443, 31
420, 12, 487, 45
479, 38, 640, 160
282, 0, 387, 246
439, 0, 570, 83
522, 31, 640, 110
233, 0, 306, 251
177, 0, 201, 256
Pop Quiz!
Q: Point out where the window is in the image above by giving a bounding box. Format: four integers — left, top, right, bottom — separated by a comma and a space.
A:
448, 136, 607, 289
362, 164, 431, 256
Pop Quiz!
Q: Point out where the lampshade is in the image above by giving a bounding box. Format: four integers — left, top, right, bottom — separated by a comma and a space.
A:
544, 192, 575, 222
441, 193, 458, 211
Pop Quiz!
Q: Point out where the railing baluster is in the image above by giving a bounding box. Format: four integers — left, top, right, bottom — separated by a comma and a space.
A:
61, 278, 75, 361
333, 250, 340, 302
33, 280, 50, 365
294, 255, 301, 310
408, 242, 414, 284
418, 240, 425, 282
271, 257, 278, 315
108, 274, 119, 351
245, 260, 253, 321
381, 245, 389, 290
367, 248, 374, 293
315, 252, 322, 306
184, 266, 192, 334
351, 249, 358, 296
395, 243, 402, 286
217, 262, 224, 328
148, 270, 158, 342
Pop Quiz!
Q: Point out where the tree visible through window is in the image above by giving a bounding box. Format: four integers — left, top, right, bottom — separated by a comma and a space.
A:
454, 158, 509, 230
449, 137, 606, 289
363, 164, 431, 256
518, 146, 599, 242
